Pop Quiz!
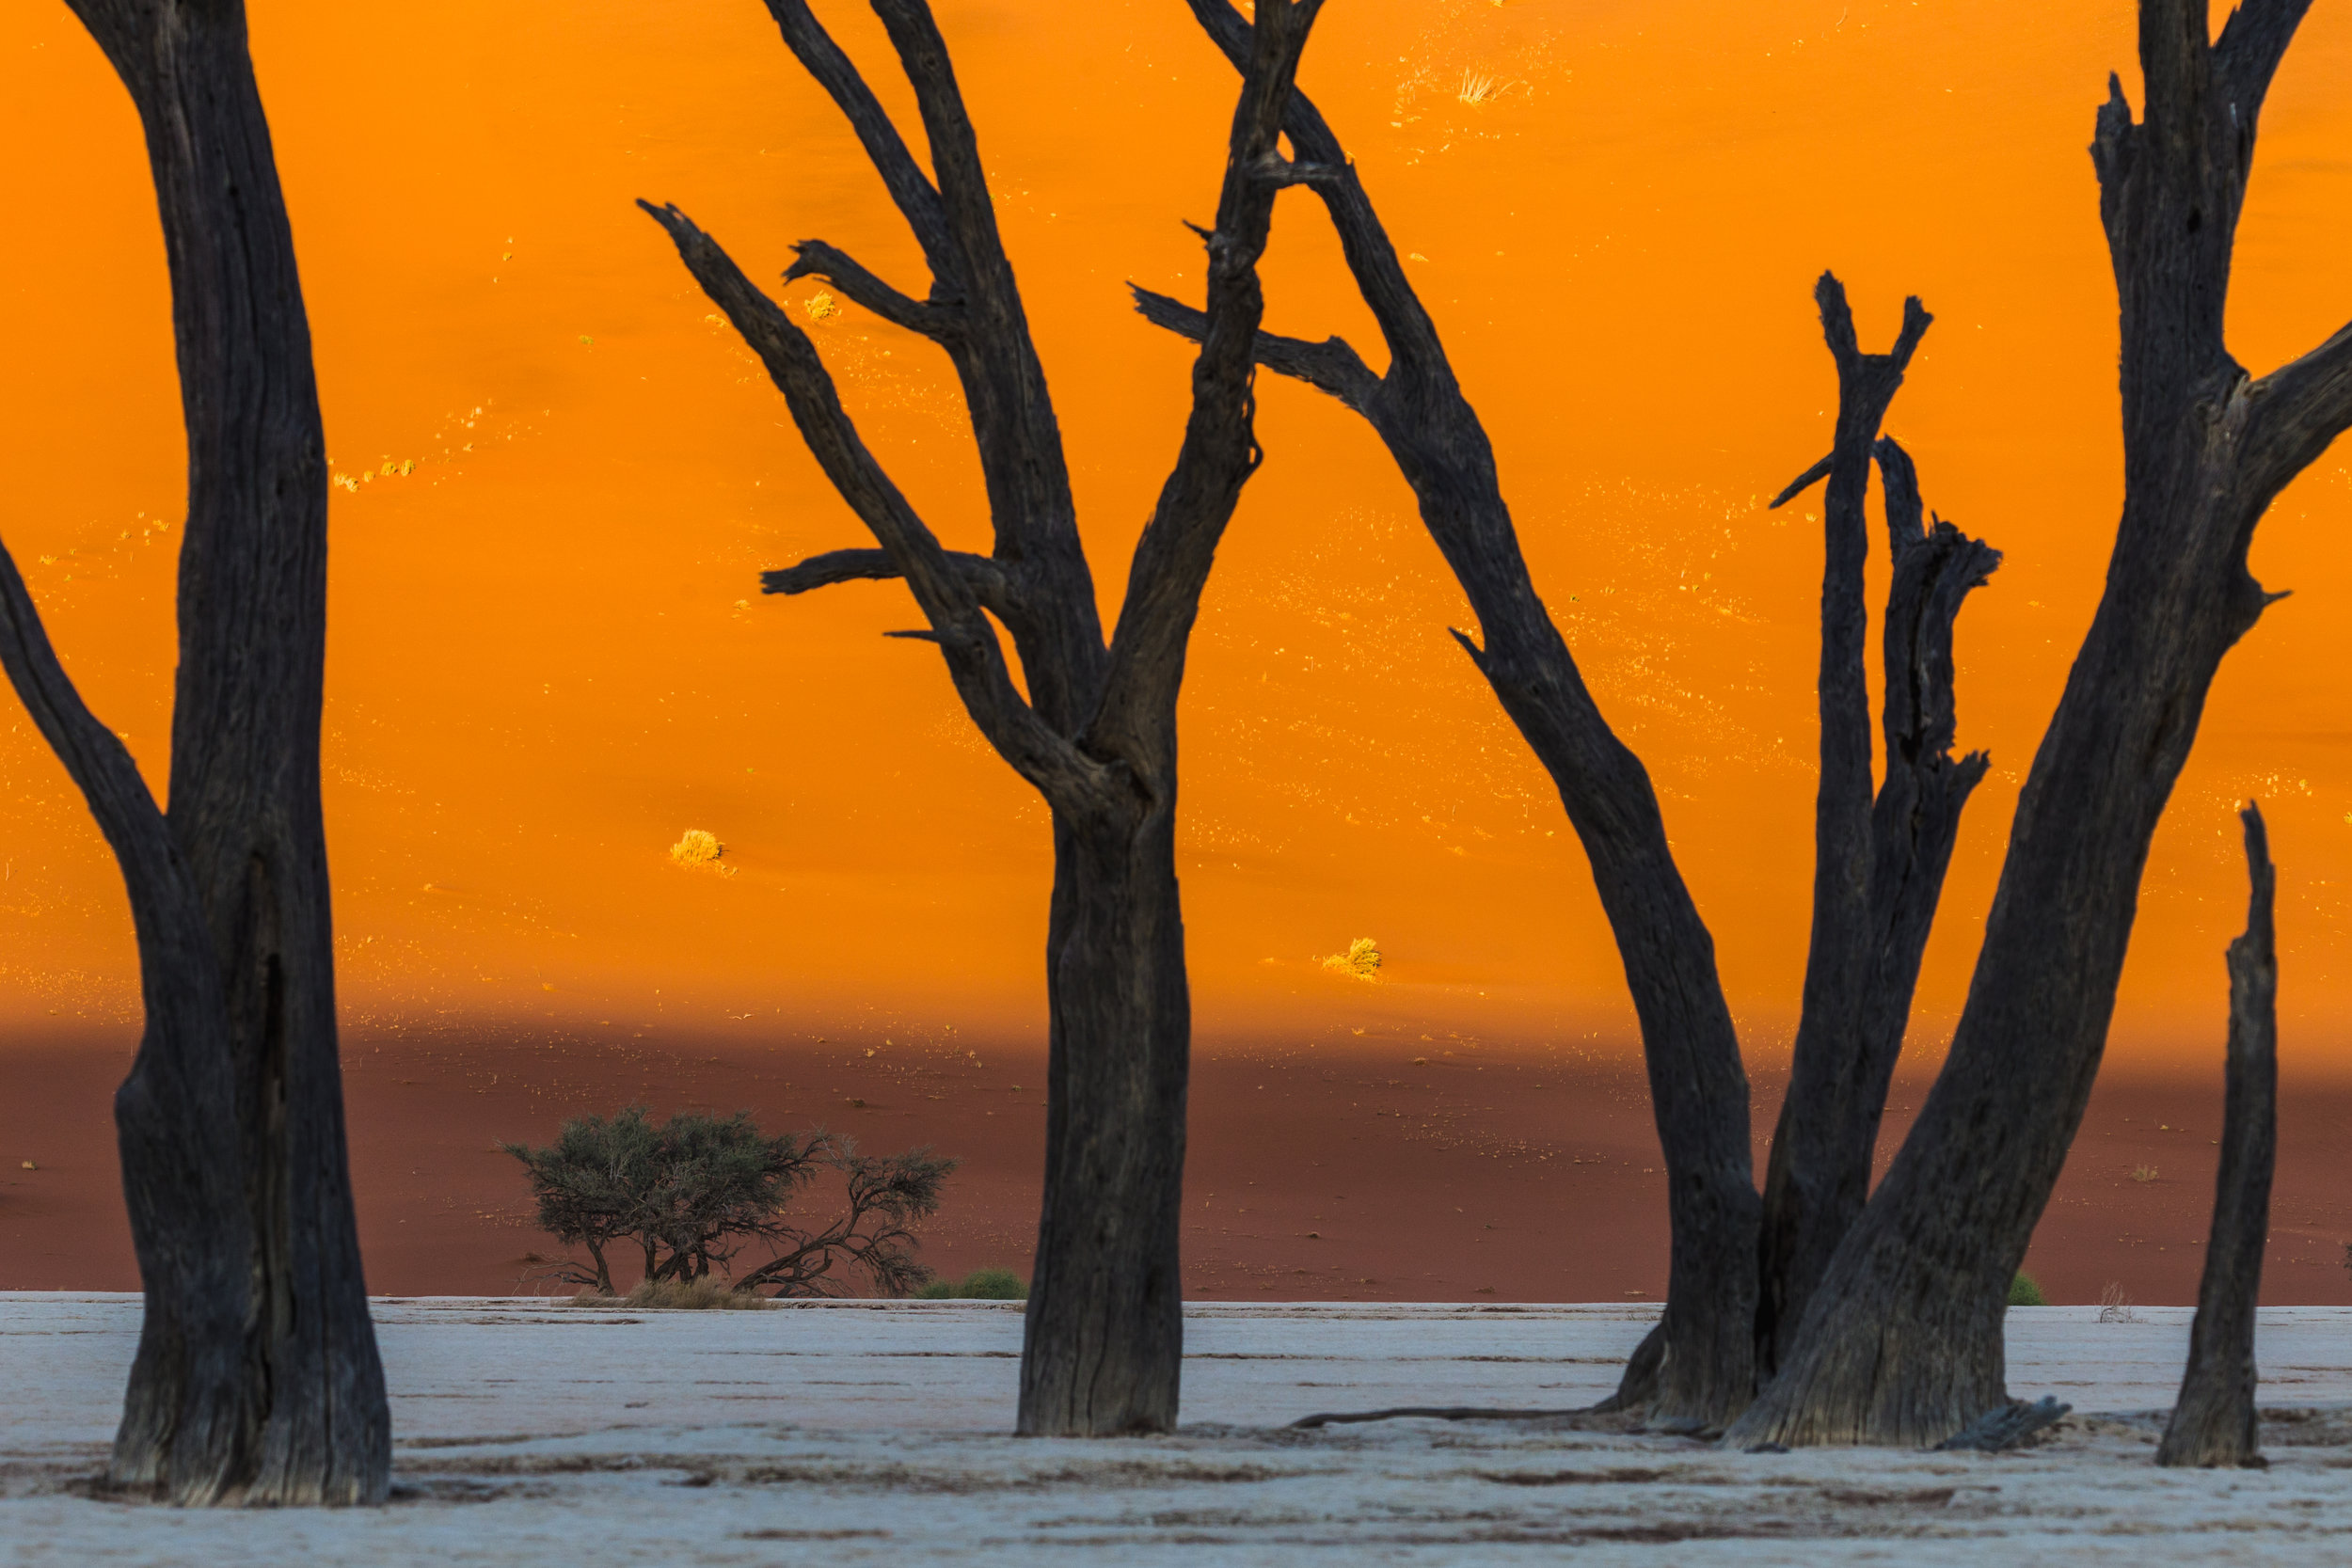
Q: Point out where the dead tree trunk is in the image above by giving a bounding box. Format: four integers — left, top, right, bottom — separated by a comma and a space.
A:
0, 0, 390, 1504
2158, 802, 2277, 1468
1757, 291, 2001, 1372
1143, 0, 1756, 1427
644, 0, 1327, 1434
1731, 0, 2352, 1449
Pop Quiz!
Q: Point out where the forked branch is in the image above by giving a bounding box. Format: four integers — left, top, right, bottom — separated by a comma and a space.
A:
640, 200, 1092, 800
760, 0, 952, 270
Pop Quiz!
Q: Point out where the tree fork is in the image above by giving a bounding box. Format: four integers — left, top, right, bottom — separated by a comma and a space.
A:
2157, 802, 2277, 1469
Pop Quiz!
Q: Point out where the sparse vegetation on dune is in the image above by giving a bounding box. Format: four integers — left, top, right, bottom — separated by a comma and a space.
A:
669, 828, 735, 876
1323, 938, 1382, 981
2007, 1274, 2047, 1307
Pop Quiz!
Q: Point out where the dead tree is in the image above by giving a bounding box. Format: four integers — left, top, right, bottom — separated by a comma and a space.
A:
1138, 0, 1755, 1427
0, 0, 389, 1504
1758, 292, 2002, 1371
641, 0, 1326, 1434
1732, 0, 2352, 1448
1149, 0, 1997, 1427
2157, 801, 2277, 1468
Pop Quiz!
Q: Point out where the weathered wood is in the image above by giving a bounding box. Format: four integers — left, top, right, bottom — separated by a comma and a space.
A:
2157, 803, 2277, 1468
1756, 286, 2000, 1371
644, 0, 1326, 1434
1150, 0, 1756, 1425
1730, 0, 2352, 1449
1, 0, 390, 1504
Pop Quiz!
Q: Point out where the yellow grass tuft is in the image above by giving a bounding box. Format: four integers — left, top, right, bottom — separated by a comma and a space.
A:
1322, 937, 1382, 981
1458, 70, 1502, 106
669, 829, 736, 877
2130, 1164, 2159, 1183
804, 291, 840, 323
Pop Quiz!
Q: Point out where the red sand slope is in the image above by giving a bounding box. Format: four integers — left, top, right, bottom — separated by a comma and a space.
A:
5, 1026, 2346, 1308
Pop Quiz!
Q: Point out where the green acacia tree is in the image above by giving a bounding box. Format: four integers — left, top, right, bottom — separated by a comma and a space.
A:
506, 1107, 953, 1296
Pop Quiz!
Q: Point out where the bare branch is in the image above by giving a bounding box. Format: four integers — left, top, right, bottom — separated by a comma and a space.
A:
2212, 0, 2312, 128
2244, 318, 2352, 497
1769, 454, 1834, 511
761, 0, 951, 273
761, 546, 1016, 619
639, 199, 1099, 800
784, 241, 958, 340
869, 1, 1004, 285
1181, 0, 1448, 382
0, 543, 177, 899
773, 0, 1101, 722
1129, 285, 1381, 410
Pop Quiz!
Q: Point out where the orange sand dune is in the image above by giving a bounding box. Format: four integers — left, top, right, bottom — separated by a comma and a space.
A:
4, 4, 2352, 1311
7, 1024, 2348, 1309
2, 3, 2350, 1065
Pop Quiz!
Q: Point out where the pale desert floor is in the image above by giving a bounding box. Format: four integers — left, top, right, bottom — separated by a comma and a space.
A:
6, 1296, 2352, 1563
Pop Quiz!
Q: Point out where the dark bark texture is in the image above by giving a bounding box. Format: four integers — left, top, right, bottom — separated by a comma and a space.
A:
644, 0, 1326, 1434
1756, 285, 2000, 1372
0, 0, 389, 1504
1144, 0, 1757, 1425
2157, 802, 2277, 1468
1730, 0, 2352, 1449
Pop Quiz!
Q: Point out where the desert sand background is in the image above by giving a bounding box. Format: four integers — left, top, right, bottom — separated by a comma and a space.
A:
3, 0, 2351, 1299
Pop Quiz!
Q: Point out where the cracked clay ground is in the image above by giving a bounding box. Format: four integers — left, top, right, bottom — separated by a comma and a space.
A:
7, 1296, 2352, 1564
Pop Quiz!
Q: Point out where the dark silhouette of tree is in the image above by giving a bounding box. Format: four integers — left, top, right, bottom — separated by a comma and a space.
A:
640, 0, 1328, 1433
2157, 803, 2276, 1468
1141, 1, 1994, 1426
1734, 0, 2352, 1448
0, 0, 387, 1504
506, 1108, 953, 1297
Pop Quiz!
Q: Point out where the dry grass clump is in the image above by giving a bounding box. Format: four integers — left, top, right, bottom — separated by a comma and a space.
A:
2098, 1280, 2137, 1323
804, 290, 840, 323
573, 1278, 769, 1310
1323, 937, 1383, 981
2131, 1164, 2159, 1183
1455, 69, 1518, 106
669, 828, 736, 877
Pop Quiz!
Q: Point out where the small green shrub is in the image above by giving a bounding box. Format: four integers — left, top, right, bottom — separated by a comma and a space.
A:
2008, 1273, 2048, 1307
916, 1267, 1029, 1300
